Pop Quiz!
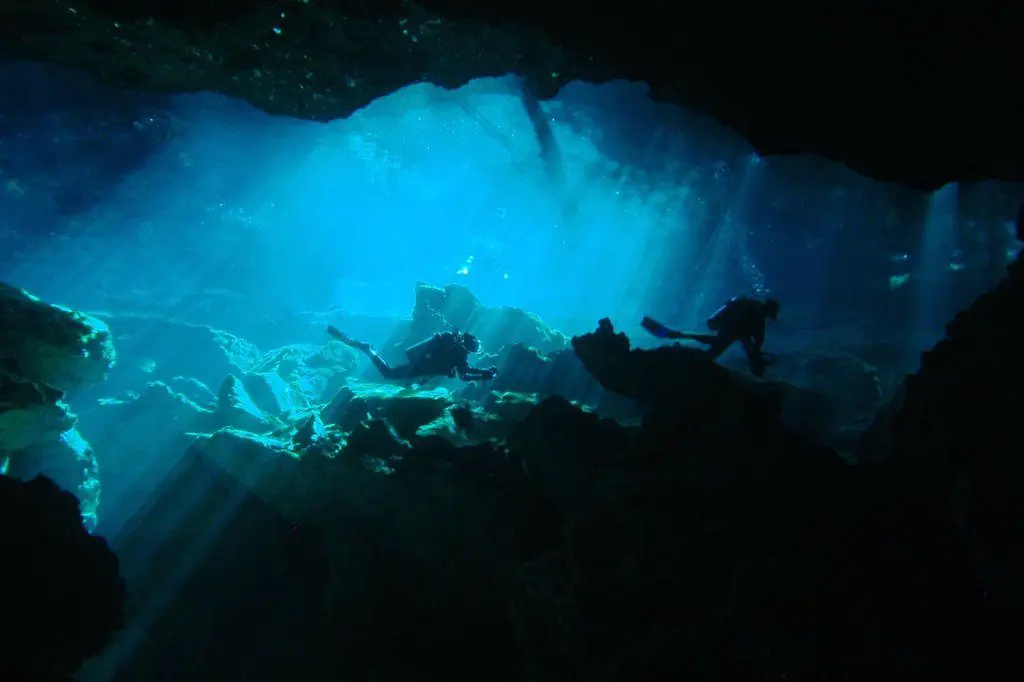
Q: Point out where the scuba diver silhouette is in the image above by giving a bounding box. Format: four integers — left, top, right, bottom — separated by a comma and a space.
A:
327, 326, 497, 381
643, 296, 780, 377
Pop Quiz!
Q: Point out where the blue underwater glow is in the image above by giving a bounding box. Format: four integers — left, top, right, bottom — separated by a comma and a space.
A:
3, 71, 1020, 342
3, 60, 1024, 682
1, 65, 1022, 540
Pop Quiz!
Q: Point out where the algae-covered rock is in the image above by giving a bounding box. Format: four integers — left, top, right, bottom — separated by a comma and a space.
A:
3, 428, 102, 528
239, 370, 308, 420
251, 342, 360, 403
216, 374, 285, 434
193, 428, 346, 522
401, 281, 569, 359
0, 281, 113, 526
0, 281, 114, 393
321, 381, 452, 438
0, 364, 74, 452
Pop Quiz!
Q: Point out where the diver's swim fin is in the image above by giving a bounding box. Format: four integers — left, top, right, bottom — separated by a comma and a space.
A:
642, 317, 718, 344
641, 316, 682, 339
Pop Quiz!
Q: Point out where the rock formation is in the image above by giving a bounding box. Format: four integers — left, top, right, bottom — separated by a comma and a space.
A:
2, 265, 1018, 679
62, 262, 1019, 679
2, 1, 1019, 188
0, 474, 125, 681
0, 281, 115, 525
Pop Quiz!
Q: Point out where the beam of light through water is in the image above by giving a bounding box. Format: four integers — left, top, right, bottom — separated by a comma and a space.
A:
913, 182, 960, 355
2, 70, 1023, 577
3, 69, 1024, 682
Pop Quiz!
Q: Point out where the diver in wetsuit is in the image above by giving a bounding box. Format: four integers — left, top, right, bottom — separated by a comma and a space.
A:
642, 296, 780, 376
327, 325, 497, 382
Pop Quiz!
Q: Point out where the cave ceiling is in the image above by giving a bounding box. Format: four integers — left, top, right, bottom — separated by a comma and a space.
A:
1, 0, 1021, 191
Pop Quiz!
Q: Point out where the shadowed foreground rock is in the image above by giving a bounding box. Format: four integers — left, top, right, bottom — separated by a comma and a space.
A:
1, 1, 1020, 189
0, 475, 125, 682
81, 280, 1021, 679
888, 252, 1024, 617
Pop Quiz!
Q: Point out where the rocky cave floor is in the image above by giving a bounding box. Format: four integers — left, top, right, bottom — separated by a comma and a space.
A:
2, 267, 1022, 680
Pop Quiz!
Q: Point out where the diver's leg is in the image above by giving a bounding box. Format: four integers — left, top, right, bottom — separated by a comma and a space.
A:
327, 326, 371, 352
681, 333, 719, 345
706, 334, 734, 359
328, 326, 419, 379
741, 338, 766, 375
366, 352, 416, 380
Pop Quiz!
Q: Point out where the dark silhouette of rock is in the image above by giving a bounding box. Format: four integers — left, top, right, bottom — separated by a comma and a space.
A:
2, 1, 1019, 188
6, 243, 1013, 679
888, 248, 1024, 619
0, 475, 125, 681
93, 297, 1011, 679
95, 451, 333, 681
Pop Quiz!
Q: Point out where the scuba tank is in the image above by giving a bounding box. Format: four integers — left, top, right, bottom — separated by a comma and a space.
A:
405, 333, 443, 363
404, 331, 458, 365
706, 296, 743, 331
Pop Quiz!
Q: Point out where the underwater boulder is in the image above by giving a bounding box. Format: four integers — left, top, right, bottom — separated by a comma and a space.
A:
571, 318, 774, 440
0, 281, 113, 526
321, 381, 452, 440
239, 370, 307, 420
415, 400, 509, 445
0, 281, 114, 394
251, 341, 360, 404
462, 343, 642, 420
484, 390, 546, 424
406, 281, 569, 355
572, 318, 845, 448
216, 374, 284, 433
292, 411, 328, 450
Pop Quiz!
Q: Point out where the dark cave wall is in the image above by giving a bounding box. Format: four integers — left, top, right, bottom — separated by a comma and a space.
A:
1, 0, 1021, 189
